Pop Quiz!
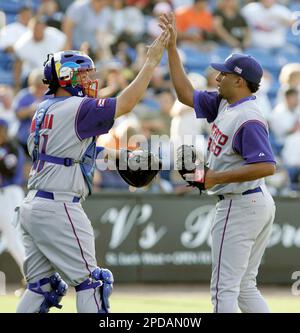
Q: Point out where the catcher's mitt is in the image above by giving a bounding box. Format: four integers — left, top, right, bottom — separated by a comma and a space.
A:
176, 145, 206, 193
116, 149, 162, 188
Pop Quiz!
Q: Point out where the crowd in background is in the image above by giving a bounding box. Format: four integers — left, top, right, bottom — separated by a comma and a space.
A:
1, 0, 300, 195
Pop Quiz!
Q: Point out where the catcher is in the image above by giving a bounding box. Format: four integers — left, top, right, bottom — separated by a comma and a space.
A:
16, 29, 168, 313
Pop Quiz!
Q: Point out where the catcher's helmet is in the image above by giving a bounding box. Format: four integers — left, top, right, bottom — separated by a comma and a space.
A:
43, 50, 98, 98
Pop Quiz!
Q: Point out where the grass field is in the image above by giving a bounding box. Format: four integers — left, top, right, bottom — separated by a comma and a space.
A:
1, 284, 300, 313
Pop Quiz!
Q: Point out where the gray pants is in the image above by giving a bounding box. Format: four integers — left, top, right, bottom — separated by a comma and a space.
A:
16, 194, 102, 313
210, 186, 276, 313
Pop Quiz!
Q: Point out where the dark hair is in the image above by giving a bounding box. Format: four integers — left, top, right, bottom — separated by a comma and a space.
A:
18, 6, 31, 14
246, 81, 260, 93
285, 87, 298, 97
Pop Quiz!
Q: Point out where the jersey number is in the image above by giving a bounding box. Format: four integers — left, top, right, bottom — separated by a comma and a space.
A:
208, 137, 222, 157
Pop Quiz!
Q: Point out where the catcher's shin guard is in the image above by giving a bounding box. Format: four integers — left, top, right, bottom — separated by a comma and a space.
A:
75, 267, 114, 313
28, 273, 68, 313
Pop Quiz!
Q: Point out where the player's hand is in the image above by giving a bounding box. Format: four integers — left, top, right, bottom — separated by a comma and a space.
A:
159, 12, 177, 50
204, 168, 218, 189
146, 29, 170, 67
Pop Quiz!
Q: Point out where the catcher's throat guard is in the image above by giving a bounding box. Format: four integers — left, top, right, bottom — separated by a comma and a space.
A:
116, 150, 162, 188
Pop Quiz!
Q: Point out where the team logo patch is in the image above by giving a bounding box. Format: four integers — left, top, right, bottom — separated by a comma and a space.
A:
98, 99, 106, 107
234, 66, 242, 74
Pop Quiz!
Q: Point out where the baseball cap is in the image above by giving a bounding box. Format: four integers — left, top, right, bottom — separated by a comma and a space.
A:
210, 54, 263, 84
0, 119, 8, 128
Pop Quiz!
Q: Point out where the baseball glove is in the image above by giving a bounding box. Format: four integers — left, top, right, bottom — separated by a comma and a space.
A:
176, 145, 206, 193
116, 149, 162, 188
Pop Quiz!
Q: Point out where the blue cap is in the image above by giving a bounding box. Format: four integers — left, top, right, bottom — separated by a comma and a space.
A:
210, 54, 263, 85
0, 119, 8, 128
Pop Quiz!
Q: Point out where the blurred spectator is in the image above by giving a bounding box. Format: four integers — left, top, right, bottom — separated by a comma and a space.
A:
95, 113, 141, 190
205, 66, 219, 91
277, 63, 300, 103
241, 0, 295, 50
170, 72, 209, 151
281, 128, 300, 190
63, 0, 112, 52
110, 0, 145, 48
255, 70, 273, 120
132, 42, 148, 72
279, 63, 300, 88
13, 69, 47, 155
56, 0, 74, 13
38, 0, 64, 30
0, 119, 25, 279
175, 0, 214, 45
0, 10, 5, 30
149, 66, 171, 94
99, 61, 129, 98
269, 88, 300, 147
13, 16, 66, 90
124, 0, 153, 15
0, 85, 19, 138
265, 157, 290, 195
172, 0, 194, 9
0, 7, 32, 53
213, 0, 251, 49
147, 2, 172, 41
157, 90, 175, 136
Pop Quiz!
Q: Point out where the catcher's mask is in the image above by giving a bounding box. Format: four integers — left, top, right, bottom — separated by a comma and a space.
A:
43, 50, 98, 98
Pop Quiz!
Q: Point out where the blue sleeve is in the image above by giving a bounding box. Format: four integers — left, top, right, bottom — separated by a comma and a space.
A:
193, 90, 222, 123
75, 97, 116, 140
233, 121, 276, 164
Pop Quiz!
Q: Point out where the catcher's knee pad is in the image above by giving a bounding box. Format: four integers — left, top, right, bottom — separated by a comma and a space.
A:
75, 267, 114, 313
28, 273, 68, 313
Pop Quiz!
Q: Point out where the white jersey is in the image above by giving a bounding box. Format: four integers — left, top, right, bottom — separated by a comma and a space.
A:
27, 96, 116, 198
193, 91, 275, 195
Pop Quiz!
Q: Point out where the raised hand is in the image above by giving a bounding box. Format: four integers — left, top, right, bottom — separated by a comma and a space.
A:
146, 29, 170, 67
159, 12, 177, 50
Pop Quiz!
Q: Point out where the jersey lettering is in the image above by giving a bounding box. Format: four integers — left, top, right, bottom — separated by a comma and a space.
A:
30, 114, 54, 133
208, 124, 229, 157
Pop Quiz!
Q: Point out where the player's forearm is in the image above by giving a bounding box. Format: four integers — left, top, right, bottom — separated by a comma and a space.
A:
212, 163, 276, 185
115, 61, 156, 117
168, 46, 194, 107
